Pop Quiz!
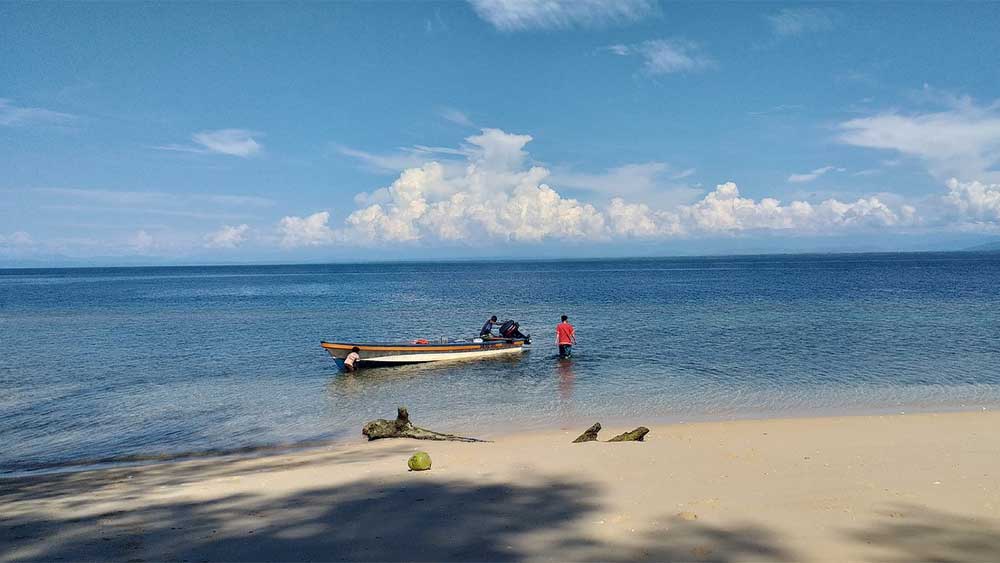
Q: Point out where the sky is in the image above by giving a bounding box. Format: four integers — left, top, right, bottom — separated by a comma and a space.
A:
2, 1, 1000, 265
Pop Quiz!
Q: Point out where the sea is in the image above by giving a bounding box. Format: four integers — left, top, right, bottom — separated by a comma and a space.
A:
2, 252, 999, 475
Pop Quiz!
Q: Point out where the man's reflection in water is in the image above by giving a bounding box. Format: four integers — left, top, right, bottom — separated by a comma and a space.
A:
558, 358, 575, 401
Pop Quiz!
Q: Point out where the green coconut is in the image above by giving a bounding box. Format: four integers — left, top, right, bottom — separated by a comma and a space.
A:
407, 451, 432, 471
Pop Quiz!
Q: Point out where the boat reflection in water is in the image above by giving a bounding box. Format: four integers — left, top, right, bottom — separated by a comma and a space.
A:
558, 358, 575, 401
324, 349, 527, 398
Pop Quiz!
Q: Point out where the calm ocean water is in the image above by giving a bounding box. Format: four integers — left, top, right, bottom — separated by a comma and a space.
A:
2, 253, 999, 474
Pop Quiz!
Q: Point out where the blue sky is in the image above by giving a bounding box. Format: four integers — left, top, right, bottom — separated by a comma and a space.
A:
2, 1, 1000, 265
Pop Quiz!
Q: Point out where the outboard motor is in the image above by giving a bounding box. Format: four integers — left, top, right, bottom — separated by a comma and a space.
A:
499, 320, 517, 337
499, 320, 530, 344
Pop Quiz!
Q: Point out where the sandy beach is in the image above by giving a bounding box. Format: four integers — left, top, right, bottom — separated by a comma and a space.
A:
3, 410, 1000, 562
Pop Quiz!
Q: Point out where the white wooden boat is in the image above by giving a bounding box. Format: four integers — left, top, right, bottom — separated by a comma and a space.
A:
321, 338, 528, 367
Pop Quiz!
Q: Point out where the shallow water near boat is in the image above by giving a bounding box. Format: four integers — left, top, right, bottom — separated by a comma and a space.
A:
2, 252, 1000, 474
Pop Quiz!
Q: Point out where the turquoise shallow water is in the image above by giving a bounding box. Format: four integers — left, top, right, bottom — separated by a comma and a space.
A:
2, 252, 999, 473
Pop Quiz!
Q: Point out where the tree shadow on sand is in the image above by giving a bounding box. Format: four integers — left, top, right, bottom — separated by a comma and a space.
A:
845, 503, 1000, 563
0, 443, 415, 505
3, 475, 798, 562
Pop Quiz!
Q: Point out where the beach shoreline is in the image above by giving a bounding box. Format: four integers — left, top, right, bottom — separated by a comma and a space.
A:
6, 400, 997, 479
4, 410, 1000, 561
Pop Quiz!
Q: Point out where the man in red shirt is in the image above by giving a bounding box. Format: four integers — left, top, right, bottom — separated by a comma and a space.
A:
556, 315, 576, 358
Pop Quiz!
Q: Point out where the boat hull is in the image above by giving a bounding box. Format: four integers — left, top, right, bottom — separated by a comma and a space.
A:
321, 339, 527, 366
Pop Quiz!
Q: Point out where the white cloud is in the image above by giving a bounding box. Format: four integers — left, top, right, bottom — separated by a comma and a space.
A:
204, 224, 250, 248
192, 129, 263, 157
788, 165, 843, 183
0, 231, 33, 246
35, 187, 270, 207
469, 0, 656, 31
554, 162, 668, 194
337, 146, 429, 172
606, 199, 681, 238
605, 44, 630, 56
765, 8, 835, 37
941, 179, 1000, 229
157, 129, 263, 157
606, 39, 714, 75
607, 182, 909, 238
278, 211, 337, 247
0, 99, 75, 127
839, 100, 1000, 181
338, 144, 470, 173
440, 107, 475, 127
129, 230, 156, 253
281, 128, 919, 247
681, 182, 905, 233
28, 188, 272, 221
551, 162, 702, 208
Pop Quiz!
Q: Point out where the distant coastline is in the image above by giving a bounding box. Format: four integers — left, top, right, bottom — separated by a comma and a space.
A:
3, 245, 1000, 271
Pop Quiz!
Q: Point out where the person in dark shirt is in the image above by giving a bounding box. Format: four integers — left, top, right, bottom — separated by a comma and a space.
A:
480, 315, 498, 337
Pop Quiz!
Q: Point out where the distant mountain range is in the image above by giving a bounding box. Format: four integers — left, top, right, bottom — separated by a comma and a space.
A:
965, 240, 1000, 252
5, 237, 1000, 269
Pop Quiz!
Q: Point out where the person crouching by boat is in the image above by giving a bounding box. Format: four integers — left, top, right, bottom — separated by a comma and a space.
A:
557, 315, 576, 358
480, 315, 498, 338
344, 347, 361, 372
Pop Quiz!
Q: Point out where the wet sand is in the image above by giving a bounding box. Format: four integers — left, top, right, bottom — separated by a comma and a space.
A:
3, 411, 1000, 561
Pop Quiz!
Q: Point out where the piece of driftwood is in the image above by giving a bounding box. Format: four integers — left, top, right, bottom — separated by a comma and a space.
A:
572, 422, 602, 443
362, 407, 487, 442
608, 427, 650, 442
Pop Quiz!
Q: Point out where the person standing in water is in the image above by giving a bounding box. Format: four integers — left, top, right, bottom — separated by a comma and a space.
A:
556, 315, 576, 358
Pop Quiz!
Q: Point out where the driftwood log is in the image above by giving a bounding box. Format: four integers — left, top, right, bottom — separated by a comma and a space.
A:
572, 423, 649, 443
572, 422, 602, 443
608, 427, 650, 442
362, 407, 487, 442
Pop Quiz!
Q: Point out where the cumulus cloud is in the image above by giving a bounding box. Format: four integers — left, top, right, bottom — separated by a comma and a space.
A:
279, 128, 920, 248
681, 182, 907, 233
204, 224, 250, 248
469, 0, 656, 31
605, 39, 714, 75
157, 129, 263, 157
278, 211, 337, 247
606, 182, 909, 238
0, 99, 75, 127
342, 136, 606, 244
941, 179, 1000, 229
788, 165, 843, 183
765, 7, 835, 37
839, 99, 1000, 181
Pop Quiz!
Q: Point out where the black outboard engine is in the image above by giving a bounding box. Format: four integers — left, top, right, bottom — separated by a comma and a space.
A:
499, 320, 530, 344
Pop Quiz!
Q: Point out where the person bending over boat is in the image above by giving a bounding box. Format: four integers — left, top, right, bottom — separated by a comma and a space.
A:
480, 315, 498, 337
556, 315, 576, 358
344, 346, 361, 372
